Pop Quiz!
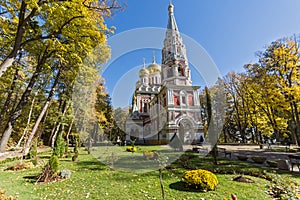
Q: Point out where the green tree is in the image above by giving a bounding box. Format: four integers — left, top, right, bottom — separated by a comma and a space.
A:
0, 0, 120, 152
0, 0, 120, 77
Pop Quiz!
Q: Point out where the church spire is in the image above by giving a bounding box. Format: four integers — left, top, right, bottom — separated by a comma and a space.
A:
162, 3, 187, 64
167, 2, 178, 31
161, 3, 191, 86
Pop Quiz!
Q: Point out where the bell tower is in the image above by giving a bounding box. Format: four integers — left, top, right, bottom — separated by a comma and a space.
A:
161, 3, 192, 86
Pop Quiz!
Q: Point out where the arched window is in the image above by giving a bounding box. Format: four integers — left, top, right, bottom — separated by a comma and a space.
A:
188, 95, 194, 106
178, 65, 185, 76
180, 91, 187, 106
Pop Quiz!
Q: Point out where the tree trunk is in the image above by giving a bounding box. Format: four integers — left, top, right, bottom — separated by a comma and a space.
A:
0, 1, 27, 77
0, 1, 39, 77
0, 52, 48, 152
66, 119, 74, 147
23, 101, 50, 155
16, 90, 38, 148
159, 168, 166, 200
48, 122, 57, 146
292, 102, 299, 146
0, 68, 19, 124
23, 69, 61, 155
51, 122, 61, 148
51, 100, 70, 148
66, 107, 78, 147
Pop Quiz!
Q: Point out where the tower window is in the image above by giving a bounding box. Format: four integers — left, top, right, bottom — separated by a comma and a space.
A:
174, 96, 180, 106
178, 66, 184, 76
179, 91, 187, 106
188, 95, 194, 106
182, 96, 186, 104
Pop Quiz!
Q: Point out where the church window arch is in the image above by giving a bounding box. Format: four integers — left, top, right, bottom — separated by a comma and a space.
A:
180, 91, 187, 106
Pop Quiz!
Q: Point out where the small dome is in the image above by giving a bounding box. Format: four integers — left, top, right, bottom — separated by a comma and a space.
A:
136, 80, 141, 88
139, 67, 149, 77
148, 62, 161, 73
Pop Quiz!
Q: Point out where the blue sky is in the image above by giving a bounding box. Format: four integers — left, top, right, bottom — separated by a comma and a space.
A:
101, 0, 300, 108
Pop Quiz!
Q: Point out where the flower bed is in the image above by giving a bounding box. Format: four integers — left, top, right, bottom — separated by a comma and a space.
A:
182, 169, 218, 192
126, 146, 137, 153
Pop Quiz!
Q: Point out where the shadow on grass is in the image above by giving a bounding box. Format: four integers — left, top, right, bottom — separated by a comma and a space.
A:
75, 160, 107, 171
169, 181, 202, 193
23, 174, 39, 183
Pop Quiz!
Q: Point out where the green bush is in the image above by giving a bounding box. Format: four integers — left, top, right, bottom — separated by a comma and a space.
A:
126, 146, 137, 153
74, 138, 79, 153
182, 169, 218, 192
28, 138, 38, 159
65, 142, 69, 153
53, 134, 65, 158
49, 155, 60, 173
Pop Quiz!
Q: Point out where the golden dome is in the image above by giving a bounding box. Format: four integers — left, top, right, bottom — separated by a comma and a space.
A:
148, 62, 161, 73
139, 67, 149, 77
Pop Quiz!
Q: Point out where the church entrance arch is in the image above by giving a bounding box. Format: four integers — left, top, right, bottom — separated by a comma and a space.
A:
178, 118, 194, 144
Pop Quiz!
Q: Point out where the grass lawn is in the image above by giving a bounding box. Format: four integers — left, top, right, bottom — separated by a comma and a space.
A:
0, 146, 299, 200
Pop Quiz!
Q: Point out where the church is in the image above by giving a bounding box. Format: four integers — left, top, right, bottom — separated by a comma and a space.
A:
125, 3, 204, 145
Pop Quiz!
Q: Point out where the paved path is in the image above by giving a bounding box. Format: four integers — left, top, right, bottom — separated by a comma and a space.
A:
218, 144, 300, 172
181, 144, 300, 172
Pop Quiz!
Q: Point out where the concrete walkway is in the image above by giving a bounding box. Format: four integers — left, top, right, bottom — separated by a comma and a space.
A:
217, 144, 299, 172
178, 144, 300, 172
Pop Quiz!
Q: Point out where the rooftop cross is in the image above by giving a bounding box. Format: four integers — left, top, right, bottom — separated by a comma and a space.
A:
143, 57, 146, 68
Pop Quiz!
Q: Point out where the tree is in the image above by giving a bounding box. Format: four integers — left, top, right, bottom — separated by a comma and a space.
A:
0, 0, 121, 77
244, 36, 300, 145
0, 0, 120, 152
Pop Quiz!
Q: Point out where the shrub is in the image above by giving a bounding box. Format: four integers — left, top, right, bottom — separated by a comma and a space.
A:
74, 138, 79, 153
126, 146, 137, 153
49, 155, 60, 173
143, 151, 159, 160
182, 169, 218, 192
65, 142, 69, 153
28, 138, 38, 159
36, 155, 60, 183
53, 134, 65, 158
